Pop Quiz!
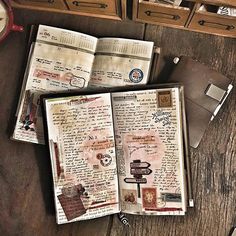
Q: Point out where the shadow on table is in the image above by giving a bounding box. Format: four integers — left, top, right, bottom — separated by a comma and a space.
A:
34, 144, 55, 215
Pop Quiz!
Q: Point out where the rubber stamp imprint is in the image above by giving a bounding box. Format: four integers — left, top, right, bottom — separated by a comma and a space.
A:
96, 153, 112, 167
157, 90, 172, 108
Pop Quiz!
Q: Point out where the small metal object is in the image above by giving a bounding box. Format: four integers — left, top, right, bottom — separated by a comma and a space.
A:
145, 11, 180, 20
173, 57, 180, 64
72, 1, 108, 9
205, 84, 226, 102
198, 20, 235, 31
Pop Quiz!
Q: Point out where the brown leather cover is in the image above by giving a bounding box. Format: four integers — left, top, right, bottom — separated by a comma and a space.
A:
168, 56, 232, 148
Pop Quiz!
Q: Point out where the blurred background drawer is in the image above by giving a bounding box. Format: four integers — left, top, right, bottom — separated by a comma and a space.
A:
66, 0, 117, 15
189, 11, 236, 37
14, 0, 67, 9
137, 2, 191, 27
199, 0, 236, 8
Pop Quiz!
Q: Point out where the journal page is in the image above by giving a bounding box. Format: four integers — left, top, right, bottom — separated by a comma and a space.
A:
44, 93, 119, 224
89, 38, 154, 87
111, 87, 187, 215
13, 25, 98, 144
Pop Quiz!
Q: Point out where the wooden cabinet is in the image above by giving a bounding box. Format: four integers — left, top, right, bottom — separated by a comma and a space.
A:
133, 1, 196, 28
11, 0, 236, 37
137, 2, 191, 27
188, 1, 236, 37
133, 0, 236, 38
13, 0, 67, 9
12, 0, 126, 20
66, 0, 118, 16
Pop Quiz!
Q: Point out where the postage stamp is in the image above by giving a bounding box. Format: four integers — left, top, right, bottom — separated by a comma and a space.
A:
157, 90, 172, 108
122, 189, 137, 204
142, 187, 157, 209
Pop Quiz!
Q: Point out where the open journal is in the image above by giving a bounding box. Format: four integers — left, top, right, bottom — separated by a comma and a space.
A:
12, 25, 155, 144
42, 84, 191, 224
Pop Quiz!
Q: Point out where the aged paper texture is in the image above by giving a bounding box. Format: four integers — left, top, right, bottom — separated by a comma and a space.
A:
45, 93, 119, 224
112, 88, 186, 215
13, 25, 97, 144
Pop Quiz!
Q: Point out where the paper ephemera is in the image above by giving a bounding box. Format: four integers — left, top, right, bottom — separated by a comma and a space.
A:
112, 88, 186, 215
13, 25, 97, 144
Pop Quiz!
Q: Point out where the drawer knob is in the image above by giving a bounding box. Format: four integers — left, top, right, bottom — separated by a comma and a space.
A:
198, 20, 235, 31
72, 1, 108, 8
145, 10, 180, 21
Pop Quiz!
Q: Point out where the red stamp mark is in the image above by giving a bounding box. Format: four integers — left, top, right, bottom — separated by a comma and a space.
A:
142, 187, 157, 209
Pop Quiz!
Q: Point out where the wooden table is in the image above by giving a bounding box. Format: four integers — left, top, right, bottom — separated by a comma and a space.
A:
0, 8, 235, 236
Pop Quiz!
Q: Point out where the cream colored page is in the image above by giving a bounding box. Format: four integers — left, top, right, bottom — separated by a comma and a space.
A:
45, 93, 119, 224
89, 38, 154, 87
13, 25, 98, 144
112, 88, 186, 215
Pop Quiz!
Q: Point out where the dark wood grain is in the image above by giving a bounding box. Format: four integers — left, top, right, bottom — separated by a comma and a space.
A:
110, 25, 236, 236
0, 7, 235, 236
199, 0, 236, 8
13, 8, 145, 39
0, 8, 145, 236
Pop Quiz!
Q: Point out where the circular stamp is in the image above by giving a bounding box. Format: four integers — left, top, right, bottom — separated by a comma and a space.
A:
100, 154, 112, 167
129, 68, 144, 83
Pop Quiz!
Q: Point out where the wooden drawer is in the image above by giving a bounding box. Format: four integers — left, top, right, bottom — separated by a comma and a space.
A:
66, 0, 117, 15
14, 0, 67, 9
189, 11, 236, 37
199, 0, 236, 8
137, 2, 191, 27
